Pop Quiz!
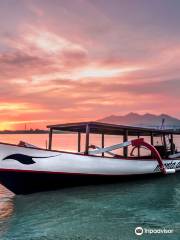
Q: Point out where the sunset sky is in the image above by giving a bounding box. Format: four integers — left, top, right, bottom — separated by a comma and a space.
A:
0, 0, 180, 130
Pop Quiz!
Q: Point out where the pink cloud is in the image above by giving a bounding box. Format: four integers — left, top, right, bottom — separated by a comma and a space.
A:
0, 4, 180, 130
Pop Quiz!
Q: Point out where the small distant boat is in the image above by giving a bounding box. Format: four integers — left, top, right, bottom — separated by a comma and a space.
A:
0, 121, 180, 195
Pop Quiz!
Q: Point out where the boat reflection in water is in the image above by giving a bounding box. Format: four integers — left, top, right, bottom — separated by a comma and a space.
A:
0, 185, 14, 219
0, 185, 14, 237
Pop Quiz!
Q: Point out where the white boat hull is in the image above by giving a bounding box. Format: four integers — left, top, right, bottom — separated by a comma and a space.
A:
0, 143, 180, 194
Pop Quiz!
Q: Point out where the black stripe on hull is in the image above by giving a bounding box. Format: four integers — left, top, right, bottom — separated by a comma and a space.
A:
0, 171, 162, 195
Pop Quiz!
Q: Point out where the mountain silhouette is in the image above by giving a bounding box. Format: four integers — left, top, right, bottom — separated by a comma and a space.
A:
99, 113, 180, 128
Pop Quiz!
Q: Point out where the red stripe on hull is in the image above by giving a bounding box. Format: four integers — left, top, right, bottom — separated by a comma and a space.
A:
0, 168, 152, 176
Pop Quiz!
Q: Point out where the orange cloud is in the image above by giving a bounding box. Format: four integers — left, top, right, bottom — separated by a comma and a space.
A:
1, 10, 180, 130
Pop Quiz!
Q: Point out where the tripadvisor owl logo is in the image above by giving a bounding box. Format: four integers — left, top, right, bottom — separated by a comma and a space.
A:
135, 226, 143, 236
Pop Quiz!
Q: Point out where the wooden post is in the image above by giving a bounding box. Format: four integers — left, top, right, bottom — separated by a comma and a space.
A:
170, 133, 174, 154
150, 132, 154, 145
48, 128, 53, 150
150, 132, 154, 157
78, 132, 81, 152
123, 130, 128, 157
137, 134, 140, 157
85, 124, 90, 154
163, 134, 167, 150
102, 133, 104, 157
163, 134, 167, 157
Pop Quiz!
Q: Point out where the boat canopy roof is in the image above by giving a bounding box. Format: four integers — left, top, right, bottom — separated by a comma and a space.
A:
47, 121, 180, 136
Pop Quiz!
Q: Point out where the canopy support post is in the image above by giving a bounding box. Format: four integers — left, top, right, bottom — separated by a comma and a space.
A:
123, 130, 128, 157
85, 124, 90, 154
170, 134, 174, 154
163, 133, 167, 149
78, 132, 81, 152
151, 132, 154, 145
137, 134, 140, 157
48, 128, 53, 150
151, 132, 154, 157
102, 133, 104, 157
163, 134, 167, 157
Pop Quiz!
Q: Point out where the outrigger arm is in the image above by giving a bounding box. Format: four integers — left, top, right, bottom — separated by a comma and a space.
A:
89, 145, 117, 157
88, 138, 175, 175
88, 140, 131, 155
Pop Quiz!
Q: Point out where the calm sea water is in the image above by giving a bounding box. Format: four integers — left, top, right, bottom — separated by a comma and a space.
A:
0, 134, 180, 240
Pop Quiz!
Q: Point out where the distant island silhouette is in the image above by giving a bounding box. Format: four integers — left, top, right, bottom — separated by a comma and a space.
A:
99, 113, 180, 129
1, 113, 180, 134
0, 129, 49, 134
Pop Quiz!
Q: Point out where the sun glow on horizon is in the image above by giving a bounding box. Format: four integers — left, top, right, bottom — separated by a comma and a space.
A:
0, 122, 12, 131
0, 119, 48, 131
1, 0, 180, 128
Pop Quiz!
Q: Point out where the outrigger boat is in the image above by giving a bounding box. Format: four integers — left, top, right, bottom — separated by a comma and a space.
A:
0, 121, 180, 195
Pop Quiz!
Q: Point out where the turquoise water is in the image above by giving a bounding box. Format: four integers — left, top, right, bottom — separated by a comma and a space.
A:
1, 175, 180, 240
